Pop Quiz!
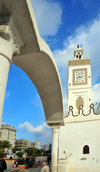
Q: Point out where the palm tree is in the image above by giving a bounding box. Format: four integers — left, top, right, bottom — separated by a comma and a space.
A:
0, 140, 12, 152
25, 147, 34, 157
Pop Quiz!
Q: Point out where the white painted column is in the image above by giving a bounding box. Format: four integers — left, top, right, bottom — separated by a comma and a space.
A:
0, 25, 20, 126
0, 55, 10, 125
51, 126, 59, 172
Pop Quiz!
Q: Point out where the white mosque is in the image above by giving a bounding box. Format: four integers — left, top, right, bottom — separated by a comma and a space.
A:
58, 46, 100, 172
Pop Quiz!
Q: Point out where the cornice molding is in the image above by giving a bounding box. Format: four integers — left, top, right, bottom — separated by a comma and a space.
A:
0, 25, 11, 39
0, 16, 22, 65
0, 15, 24, 62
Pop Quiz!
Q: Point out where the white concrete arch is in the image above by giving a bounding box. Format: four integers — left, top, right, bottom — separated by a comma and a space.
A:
0, 1, 64, 171
0, 0, 64, 126
13, 49, 64, 126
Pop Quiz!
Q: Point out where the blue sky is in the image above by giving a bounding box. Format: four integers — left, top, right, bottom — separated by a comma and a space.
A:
2, 0, 100, 147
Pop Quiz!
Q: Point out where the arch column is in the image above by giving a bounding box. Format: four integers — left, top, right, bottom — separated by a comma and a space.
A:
51, 126, 59, 172
0, 25, 20, 126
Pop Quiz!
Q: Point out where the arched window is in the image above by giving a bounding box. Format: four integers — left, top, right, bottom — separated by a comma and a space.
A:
83, 145, 89, 154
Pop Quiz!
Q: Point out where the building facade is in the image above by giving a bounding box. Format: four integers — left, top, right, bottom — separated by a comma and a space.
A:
58, 46, 100, 172
35, 140, 40, 149
0, 124, 16, 148
41, 142, 52, 151
15, 139, 35, 151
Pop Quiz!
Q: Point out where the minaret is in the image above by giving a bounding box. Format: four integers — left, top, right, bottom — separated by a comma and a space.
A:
68, 45, 92, 115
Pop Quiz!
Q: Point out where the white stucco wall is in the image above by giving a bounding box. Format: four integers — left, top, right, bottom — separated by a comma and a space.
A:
58, 108, 100, 172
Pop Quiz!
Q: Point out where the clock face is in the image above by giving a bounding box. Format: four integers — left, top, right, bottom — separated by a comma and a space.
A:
76, 73, 84, 80
73, 68, 87, 85
75, 71, 85, 83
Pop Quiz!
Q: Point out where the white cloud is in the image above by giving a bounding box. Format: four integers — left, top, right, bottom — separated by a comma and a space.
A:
53, 15, 100, 114
31, 0, 62, 37
92, 83, 100, 112
31, 94, 42, 107
92, 83, 100, 104
18, 121, 52, 138
81, 0, 93, 8
5, 91, 10, 101
71, 0, 93, 8
63, 98, 68, 115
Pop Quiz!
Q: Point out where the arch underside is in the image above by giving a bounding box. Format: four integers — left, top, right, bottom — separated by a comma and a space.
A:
13, 51, 64, 126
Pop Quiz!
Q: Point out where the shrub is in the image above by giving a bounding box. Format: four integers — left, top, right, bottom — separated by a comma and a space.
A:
0, 151, 4, 158
16, 151, 23, 158
18, 158, 25, 165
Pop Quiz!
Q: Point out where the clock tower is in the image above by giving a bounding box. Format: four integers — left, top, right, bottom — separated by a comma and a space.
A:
68, 46, 92, 115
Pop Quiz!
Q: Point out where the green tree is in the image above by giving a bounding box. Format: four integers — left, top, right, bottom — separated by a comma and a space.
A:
40, 149, 46, 155
12, 147, 21, 153
25, 147, 44, 158
16, 151, 23, 158
46, 150, 51, 156
32, 148, 39, 158
0, 140, 12, 152
25, 147, 34, 157
0, 150, 4, 158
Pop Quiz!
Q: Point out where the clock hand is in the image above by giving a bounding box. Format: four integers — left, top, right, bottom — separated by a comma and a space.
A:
76, 76, 82, 79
